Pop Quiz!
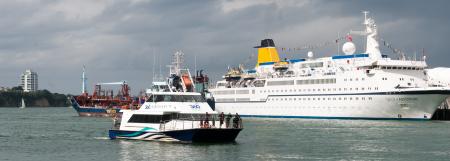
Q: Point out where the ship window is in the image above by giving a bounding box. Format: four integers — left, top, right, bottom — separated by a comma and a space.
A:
402, 67, 407, 70
355, 88, 358, 91
349, 88, 352, 91
387, 67, 392, 69
128, 114, 173, 123
392, 67, 398, 69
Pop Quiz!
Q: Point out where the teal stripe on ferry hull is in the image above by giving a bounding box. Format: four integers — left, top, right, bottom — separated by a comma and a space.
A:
239, 115, 429, 121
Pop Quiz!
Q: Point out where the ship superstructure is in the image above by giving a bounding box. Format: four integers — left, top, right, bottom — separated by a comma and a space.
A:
209, 12, 450, 120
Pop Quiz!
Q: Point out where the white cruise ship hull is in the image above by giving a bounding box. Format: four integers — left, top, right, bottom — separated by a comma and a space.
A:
214, 90, 450, 120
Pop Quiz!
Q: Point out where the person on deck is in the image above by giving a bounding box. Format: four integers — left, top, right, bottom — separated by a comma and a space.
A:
225, 113, 232, 128
219, 112, 225, 128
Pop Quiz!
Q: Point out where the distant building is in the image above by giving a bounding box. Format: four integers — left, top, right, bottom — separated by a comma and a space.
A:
20, 69, 38, 92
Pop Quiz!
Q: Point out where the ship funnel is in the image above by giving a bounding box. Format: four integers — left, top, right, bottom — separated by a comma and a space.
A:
255, 39, 280, 67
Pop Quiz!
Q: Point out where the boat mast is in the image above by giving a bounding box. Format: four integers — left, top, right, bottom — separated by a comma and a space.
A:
82, 65, 87, 94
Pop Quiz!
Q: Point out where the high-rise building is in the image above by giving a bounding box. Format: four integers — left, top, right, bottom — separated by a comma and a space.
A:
20, 69, 38, 92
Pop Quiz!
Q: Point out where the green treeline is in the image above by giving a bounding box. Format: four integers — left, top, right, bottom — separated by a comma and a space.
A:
0, 89, 69, 107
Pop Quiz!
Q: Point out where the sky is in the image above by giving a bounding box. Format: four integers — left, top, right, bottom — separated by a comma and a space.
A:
1, 0, 450, 95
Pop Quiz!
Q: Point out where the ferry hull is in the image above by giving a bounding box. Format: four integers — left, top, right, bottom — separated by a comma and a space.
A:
109, 128, 242, 143
214, 93, 450, 120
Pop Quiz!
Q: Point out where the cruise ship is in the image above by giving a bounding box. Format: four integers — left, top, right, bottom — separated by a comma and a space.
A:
209, 12, 450, 120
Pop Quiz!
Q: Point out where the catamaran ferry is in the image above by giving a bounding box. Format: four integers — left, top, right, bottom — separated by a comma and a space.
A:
209, 12, 450, 120
109, 52, 243, 143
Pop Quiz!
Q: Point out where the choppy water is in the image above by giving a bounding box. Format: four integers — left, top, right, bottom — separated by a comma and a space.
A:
1, 108, 450, 161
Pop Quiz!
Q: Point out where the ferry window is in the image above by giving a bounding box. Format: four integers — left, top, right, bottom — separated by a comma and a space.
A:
387, 67, 392, 69
407, 67, 412, 70
402, 67, 407, 70
339, 97, 341, 100
181, 95, 205, 102
382, 66, 387, 69
153, 95, 165, 102
392, 67, 398, 69
339, 88, 342, 91
146, 95, 155, 102
128, 114, 172, 123
328, 98, 331, 100
349, 97, 352, 100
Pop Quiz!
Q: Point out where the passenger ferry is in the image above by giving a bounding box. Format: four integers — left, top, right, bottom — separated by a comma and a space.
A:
109, 52, 243, 143
209, 12, 450, 120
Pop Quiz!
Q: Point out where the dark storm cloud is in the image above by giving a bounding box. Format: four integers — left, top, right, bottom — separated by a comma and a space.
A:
1, 0, 449, 94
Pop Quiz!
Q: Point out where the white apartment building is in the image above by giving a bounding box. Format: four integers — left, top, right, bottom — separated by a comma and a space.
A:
20, 69, 38, 92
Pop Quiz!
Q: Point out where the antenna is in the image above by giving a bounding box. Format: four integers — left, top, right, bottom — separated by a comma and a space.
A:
152, 48, 155, 82
82, 65, 87, 94
194, 54, 197, 76
362, 11, 369, 24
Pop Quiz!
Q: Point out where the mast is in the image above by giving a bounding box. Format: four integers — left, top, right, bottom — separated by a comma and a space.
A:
82, 65, 87, 94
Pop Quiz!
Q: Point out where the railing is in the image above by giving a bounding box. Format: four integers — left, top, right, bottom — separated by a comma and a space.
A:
158, 114, 243, 132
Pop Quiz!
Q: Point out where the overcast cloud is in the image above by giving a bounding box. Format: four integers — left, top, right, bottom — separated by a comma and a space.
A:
1, 0, 449, 94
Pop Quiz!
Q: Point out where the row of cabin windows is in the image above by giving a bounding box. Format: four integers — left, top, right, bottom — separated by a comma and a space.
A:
380, 66, 424, 70
268, 97, 373, 101
259, 87, 379, 93
266, 78, 336, 86
382, 77, 415, 81
344, 78, 365, 81
128, 113, 212, 123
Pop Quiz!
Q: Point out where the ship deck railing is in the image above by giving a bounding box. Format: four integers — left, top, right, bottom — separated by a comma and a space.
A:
159, 114, 243, 131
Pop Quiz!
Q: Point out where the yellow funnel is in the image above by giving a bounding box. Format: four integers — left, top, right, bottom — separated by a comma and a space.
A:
255, 39, 280, 67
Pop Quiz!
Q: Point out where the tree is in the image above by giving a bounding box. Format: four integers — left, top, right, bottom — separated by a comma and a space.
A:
11, 86, 23, 91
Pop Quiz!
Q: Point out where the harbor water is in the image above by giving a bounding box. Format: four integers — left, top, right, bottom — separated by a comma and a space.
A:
2, 108, 450, 160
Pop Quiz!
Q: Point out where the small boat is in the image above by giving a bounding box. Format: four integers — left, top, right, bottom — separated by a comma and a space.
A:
19, 98, 25, 109
109, 51, 243, 143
